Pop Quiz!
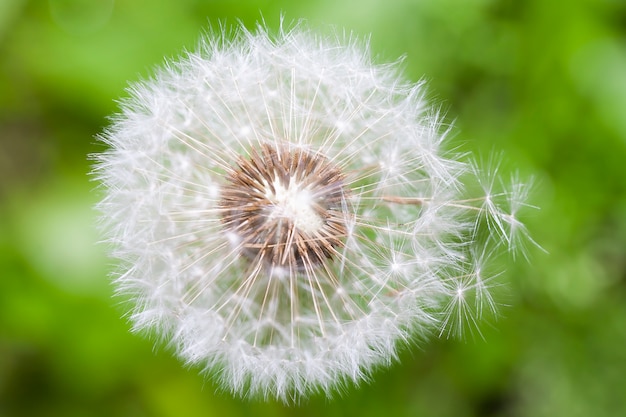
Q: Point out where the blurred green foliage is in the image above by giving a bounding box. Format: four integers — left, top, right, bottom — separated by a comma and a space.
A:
1, 0, 625, 416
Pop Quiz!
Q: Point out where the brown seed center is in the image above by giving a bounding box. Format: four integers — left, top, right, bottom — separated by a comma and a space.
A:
219, 144, 348, 270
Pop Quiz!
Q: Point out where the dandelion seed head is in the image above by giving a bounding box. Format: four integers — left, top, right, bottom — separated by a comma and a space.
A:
94, 20, 534, 402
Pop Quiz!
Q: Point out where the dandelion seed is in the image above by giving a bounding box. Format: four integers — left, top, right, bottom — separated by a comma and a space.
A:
94, 20, 534, 402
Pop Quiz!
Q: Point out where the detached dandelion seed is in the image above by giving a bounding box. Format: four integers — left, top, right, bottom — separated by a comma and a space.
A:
94, 20, 534, 402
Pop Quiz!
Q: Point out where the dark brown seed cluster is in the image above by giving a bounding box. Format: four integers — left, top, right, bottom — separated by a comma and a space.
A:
219, 144, 349, 270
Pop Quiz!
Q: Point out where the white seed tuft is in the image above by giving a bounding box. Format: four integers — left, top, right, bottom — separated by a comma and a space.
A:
93, 20, 534, 402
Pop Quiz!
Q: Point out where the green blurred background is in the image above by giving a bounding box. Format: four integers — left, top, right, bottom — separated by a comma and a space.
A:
1, 0, 625, 416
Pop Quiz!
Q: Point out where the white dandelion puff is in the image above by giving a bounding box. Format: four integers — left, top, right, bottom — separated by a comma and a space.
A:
93, 21, 534, 402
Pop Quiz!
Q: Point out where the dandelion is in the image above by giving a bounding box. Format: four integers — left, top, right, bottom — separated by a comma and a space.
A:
94, 21, 532, 402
